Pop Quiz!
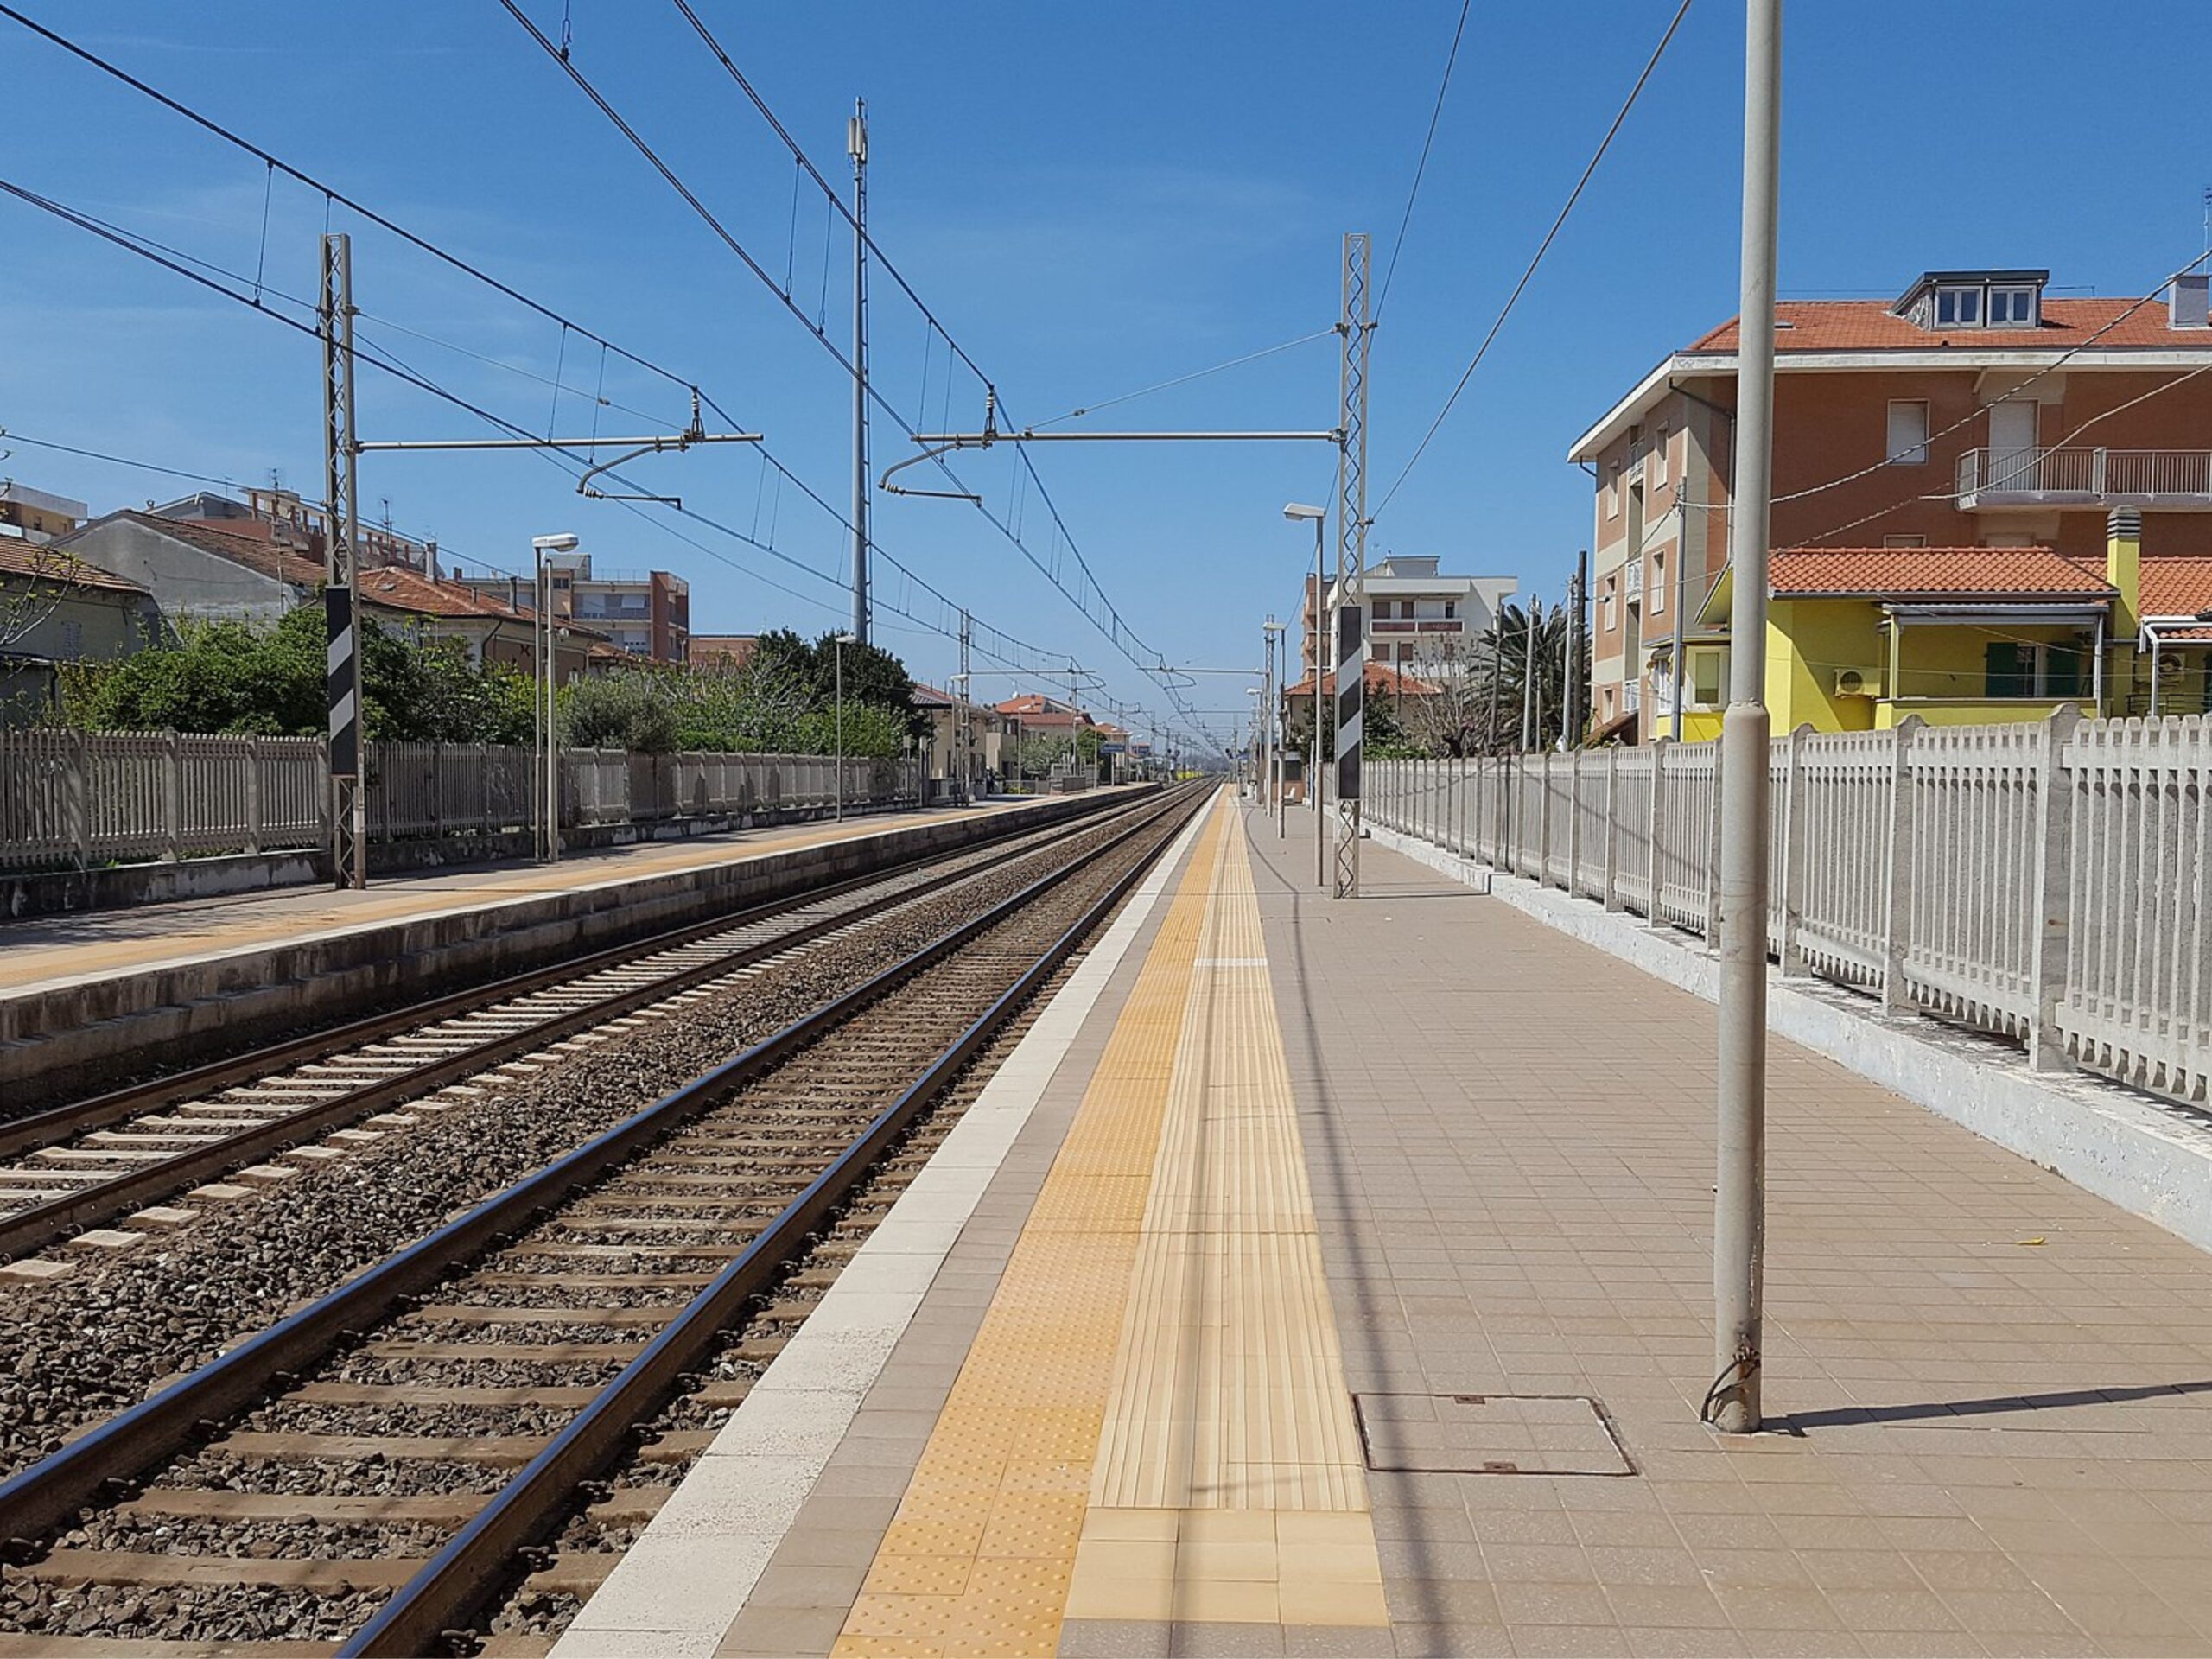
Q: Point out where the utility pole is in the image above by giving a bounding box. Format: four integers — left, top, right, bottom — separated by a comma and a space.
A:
319, 232, 365, 892
957, 609, 972, 804
1332, 232, 1373, 899
848, 99, 871, 645
1712, 0, 1783, 1436
1521, 596, 1541, 752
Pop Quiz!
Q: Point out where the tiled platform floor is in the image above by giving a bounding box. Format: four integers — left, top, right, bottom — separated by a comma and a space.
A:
0, 798, 1029, 995
599, 793, 2212, 1657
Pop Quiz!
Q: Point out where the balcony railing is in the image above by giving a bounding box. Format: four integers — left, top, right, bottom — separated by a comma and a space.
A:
1623, 561, 1644, 601
1956, 447, 2212, 509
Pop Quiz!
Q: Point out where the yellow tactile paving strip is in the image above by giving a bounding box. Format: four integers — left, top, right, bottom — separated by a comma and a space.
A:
0, 804, 1008, 995
832, 796, 1383, 1657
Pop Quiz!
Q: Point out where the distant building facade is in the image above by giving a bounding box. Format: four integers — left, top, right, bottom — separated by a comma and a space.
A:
451, 550, 689, 664
0, 482, 88, 545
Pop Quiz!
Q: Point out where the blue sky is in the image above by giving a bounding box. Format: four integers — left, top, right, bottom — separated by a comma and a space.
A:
4, 2, 2208, 752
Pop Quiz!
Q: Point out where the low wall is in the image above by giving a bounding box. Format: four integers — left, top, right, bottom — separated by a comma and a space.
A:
0, 789, 1148, 1110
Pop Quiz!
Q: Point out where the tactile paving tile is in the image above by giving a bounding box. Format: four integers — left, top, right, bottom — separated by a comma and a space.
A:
834, 801, 1389, 1654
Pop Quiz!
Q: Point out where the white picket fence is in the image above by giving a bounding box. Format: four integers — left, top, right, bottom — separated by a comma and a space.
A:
0, 730, 921, 873
1366, 709, 2212, 1108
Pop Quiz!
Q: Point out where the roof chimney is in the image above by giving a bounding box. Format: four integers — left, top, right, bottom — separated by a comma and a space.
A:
2107, 507, 2142, 634
2172, 273, 2211, 329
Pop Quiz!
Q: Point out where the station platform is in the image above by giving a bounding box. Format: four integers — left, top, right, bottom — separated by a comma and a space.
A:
0, 793, 1095, 1105
0, 798, 1033, 999
562, 789, 2212, 1659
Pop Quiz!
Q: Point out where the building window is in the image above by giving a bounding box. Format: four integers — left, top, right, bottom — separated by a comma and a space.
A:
1935, 285, 1982, 327
1607, 467, 1622, 518
1689, 648, 1725, 707
1599, 585, 1616, 632
1883, 534, 1928, 548
1442, 600, 1455, 619
1654, 425, 1670, 486
1886, 400, 1930, 466
1985, 641, 2088, 699
1649, 552, 1666, 613
1989, 285, 2037, 327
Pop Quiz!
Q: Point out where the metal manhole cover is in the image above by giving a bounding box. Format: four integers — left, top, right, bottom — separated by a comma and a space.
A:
1353, 1393, 1635, 1477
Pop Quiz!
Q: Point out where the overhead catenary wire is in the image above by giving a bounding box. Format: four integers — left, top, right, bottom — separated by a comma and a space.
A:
1374, 0, 1694, 518
0, 175, 1103, 715
1375, 0, 1473, 320
517, 3, 1228, 747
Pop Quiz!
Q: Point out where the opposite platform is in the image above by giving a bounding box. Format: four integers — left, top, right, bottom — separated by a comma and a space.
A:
570, 791, 2212, 1658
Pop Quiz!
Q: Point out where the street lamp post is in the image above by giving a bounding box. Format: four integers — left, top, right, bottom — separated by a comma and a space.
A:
531, 533, 579, 865
833, 632, 857, 822
1284, 504, 1328, 885
1262, 617, 1287, 838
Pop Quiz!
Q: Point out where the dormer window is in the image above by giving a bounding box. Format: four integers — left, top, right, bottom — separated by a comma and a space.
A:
1989, 284, 2038, 327
1893, 268, 2050, 333
1935, 284, 1981, 327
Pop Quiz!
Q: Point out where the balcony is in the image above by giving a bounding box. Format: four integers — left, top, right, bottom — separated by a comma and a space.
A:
1955, 448, 2212, 511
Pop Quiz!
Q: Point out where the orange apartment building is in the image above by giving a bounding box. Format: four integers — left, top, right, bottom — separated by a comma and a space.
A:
1571, 265, 2212, 737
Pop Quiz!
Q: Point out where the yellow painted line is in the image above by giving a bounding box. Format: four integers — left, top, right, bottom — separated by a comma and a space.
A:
833, 796, 1382, 1657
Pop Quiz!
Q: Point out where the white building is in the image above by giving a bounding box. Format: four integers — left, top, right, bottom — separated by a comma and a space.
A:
1306, 555, 1518, 676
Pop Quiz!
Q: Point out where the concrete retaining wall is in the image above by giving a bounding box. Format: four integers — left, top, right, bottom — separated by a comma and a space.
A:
0, 791, 1147, 1110
1367, 818, 2212, 1260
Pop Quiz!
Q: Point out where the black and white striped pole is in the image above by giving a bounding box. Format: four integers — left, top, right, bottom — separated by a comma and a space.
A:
320, 232, 366, 891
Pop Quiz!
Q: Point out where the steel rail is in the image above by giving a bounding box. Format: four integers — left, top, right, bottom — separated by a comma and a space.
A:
0, 798, 1156, 1261
3, 797, 1135, 1155
342, 782, 1205, 1655
0, 785, 1205, 1557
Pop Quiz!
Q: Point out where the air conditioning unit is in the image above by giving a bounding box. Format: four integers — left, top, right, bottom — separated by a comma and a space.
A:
2158, 652, 2188, 674
1834, 668, 1879, 698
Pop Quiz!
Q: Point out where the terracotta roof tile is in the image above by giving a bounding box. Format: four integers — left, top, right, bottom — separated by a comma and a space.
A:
1769, 546, 2115, 599
0, 541, 150, 594
1283, 660, 1440, 699
359, 565, 531, 621
111, 512, 326, 588
1691, 297, 2201, 355
2140, 557, 2212, 620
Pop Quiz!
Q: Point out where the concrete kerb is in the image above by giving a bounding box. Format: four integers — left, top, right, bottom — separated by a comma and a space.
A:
550, 795, 1217, 1656
1367, 818, 2212, 1259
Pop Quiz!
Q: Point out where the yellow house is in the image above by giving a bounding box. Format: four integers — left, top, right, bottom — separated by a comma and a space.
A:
1685, 510, 2212, 733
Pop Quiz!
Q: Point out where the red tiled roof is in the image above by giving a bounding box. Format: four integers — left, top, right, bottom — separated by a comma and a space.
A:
116, 512, 326, 588
2141, 557, 2212, 620
1769, 547, 2114, 599
993, 695, 1090, 726
910, 683, 956, 708
1691, 297, 2198, 356
359, 566, 534, 621
1284, 661, 1441, 699
0, 541, 149, 594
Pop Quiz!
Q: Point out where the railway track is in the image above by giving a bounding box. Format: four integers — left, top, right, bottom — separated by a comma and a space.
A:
0, 781, 1211, 1656
0, 794, 1149, 1263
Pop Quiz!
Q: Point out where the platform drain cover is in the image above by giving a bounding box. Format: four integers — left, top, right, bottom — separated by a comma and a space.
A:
1352, 1393, 1634, 1477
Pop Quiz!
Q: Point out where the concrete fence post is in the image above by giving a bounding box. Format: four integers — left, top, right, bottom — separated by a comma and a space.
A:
1537, 751, 1554, 884
1881, 715, 1924, 1013
1777, 724, 1809, 976
1703, 739, 1725, 945
2026, 705, 2082, 1070
1567, 750, 1583, 894
245, 736, 264, 855
1603, 746, 1621, 911
1649, 736, 1670, 923
69, 728, 92, 868
162, 728, 183, 863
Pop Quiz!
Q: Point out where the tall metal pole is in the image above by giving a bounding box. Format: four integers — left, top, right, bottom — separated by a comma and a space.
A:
1332, 232, 1372, 899
848, 99, 871, 646
835, 637, 846, 822
957, 609, 972, 804
543, 562, 560, 867
1570, 549, 1589, 747
529, 566, 542, 861
1713, 0, 1783, 1436
1313, 520, 1327, 887
319, 233, 365, 891
1521, 597, 1541, 751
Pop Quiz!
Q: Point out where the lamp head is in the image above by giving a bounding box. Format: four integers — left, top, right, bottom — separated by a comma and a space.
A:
1281, 502, 1325, 524
531, 533, 581, 553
